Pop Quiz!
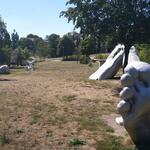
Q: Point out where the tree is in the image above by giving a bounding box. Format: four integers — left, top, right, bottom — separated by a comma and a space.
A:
20, 48, 30, 62
10, 48, 21, 65
1, 46, 12, 65
58, 35, 75, 57
66, 31, 80, 49
10, 47, 30, 65
11, 29, 19, 49
36, 38, 49, 58
45, 34, 60, 57
0, 16, 11, 64
61, 0, 150, 67
19, 37, 36, 55
0, 17, 11, 49
79, 36, 95, 55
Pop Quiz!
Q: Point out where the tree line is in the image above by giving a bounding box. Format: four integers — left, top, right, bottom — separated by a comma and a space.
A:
0, 0, 150, 65
1, 16, 108, 66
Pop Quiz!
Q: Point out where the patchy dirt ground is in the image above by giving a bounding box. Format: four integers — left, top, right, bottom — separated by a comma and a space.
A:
0, 60, 135, 150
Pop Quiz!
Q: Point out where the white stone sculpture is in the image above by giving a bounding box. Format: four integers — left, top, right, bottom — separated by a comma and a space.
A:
116, 46, 150, 149
0, 65, 10, 74
26, 60, 35, 71
89, 44, 124, 80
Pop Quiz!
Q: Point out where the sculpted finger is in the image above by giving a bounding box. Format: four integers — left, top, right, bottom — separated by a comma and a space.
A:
117, 100, 130, 115
120, 87, 134, 100
121, 73, 134, 87
124, 65, 138, 80
116, 116, 124, 126
113, 47, 124, 62
107, 44, 123, 59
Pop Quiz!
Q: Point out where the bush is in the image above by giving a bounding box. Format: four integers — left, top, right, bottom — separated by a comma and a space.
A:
62, 55, 79, 61
135, 44, 150, 63
79, 55, 90, 64
95, 53, 109, 59
69, 138, 86, 146
0, 134, 9, 146
62, 54, 90, 64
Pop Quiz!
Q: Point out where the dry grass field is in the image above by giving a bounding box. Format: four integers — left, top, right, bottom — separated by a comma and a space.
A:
0, 60, 135, 150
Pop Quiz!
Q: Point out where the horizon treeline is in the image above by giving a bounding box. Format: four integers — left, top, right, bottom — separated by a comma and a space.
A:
0, 16, 114, 66
0, 0, 150, 66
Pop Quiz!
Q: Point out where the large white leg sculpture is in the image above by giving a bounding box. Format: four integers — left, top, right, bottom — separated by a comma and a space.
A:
89, 44, 124, 80
116, 46, 150, 149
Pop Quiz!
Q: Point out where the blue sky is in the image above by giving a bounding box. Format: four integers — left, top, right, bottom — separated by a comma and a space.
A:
0, 0, 77, 38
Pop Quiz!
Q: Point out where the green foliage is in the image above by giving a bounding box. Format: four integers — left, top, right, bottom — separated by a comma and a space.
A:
19, 37, 36, 54
66, 31, 81, 48
79, 55, 90, 64
62, 54, 92, 65
46, 34, 60, 58
16, 128, 24, 134
10, 48, 30, 65
20, 48, 30, 61
10, 48, 20, 65
135, 44, 150, 63
105, 126, 114, 133
1, 46, 12, 64
11, 29, 19, 49
62, 95, 77, 102
69, 138, 86, 146
57, 35, 75, 57
0, 133, 9, 146
79, 36, 95, 55
61, 0, 150, 47
96, 136, 136, 150
0, 16, 11, 64
62, 54, 78, 61
0, 20, 11, 49
95, 53, 109, 59
36, 39, 49, 58
78, 117, 100, 131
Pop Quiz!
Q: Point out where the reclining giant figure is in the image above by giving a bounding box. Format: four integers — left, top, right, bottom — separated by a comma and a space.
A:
89, 44, 125, 80
116, 46, 150, 150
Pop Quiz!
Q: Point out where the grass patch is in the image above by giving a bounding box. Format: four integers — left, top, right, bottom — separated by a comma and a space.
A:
96, 135, 136, 150
105, 126, 114, 133
62, 95, 77, 102
0, 60, 128, 149
16, 128, 24, 134
30, 114, 41, 125
48, 115, 68, 126
69, 138, 86, 146
78, 117, 101, 131
0, 133, 9, 146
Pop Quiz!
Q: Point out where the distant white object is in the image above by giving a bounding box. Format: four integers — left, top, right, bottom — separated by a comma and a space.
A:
89, 44, 124, 80
0, 65, 10, 74
26, 60, 35, 71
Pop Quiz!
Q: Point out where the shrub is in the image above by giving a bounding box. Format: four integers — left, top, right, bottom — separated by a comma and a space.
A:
69, 138, 86, 146
0, 134, 9, 146
62, 55, 78, 61
95, 53, 109, 59
62, 54, 90, 64
62, 95, 77, 102
79, 55, 90, 64
135, 44, 150, 63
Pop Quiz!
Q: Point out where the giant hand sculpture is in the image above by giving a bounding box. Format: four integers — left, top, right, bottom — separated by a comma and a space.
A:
89, 44, 124, 80
116, 46, 150, 150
